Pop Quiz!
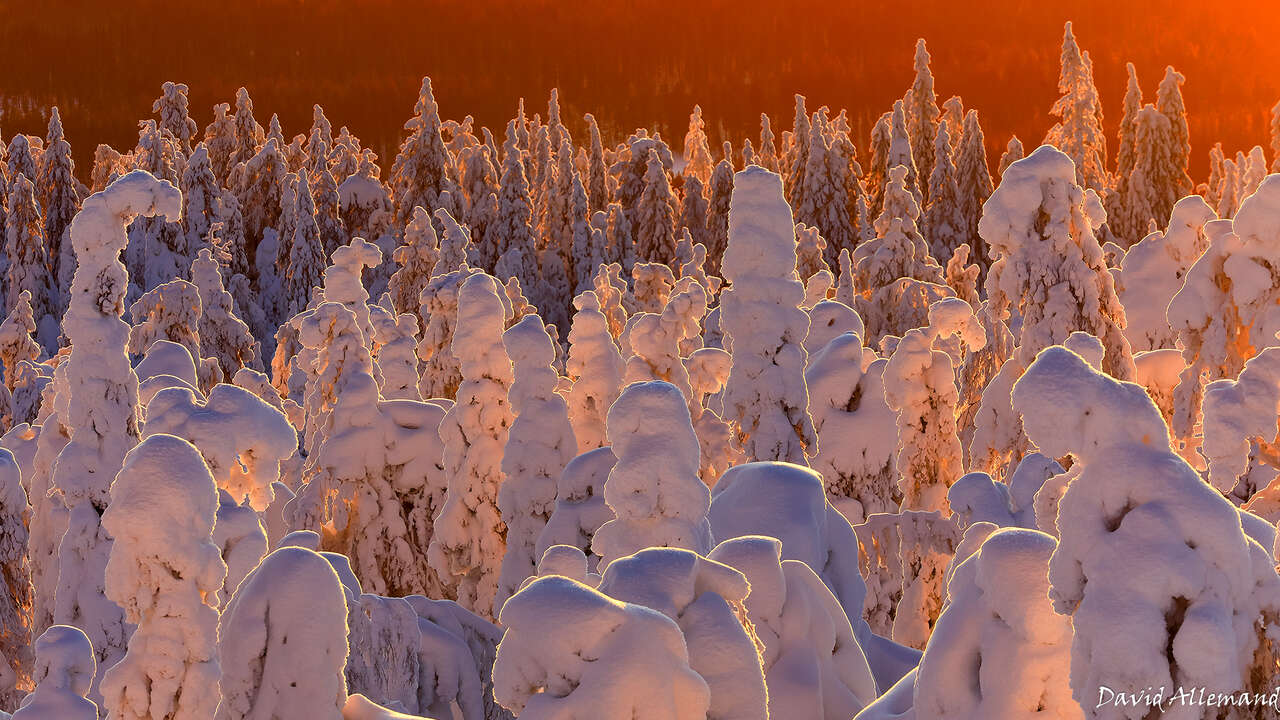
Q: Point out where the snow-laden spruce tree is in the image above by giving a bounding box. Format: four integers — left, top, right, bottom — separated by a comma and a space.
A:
152, 81, 197, 153
190, 248, 261, 377
5, 173, 58, 354
720, 166, 816, 464
41, 108, 80, 302
1012, 346, 1280, 716
956, 113, 998, 266
367, 305, 420, 400
805, 333, 899, 524
388, 205, 438, 315
493, 575, 711, 720
912, 526, 1079, 720
709, 535, 878, 719
141, 382, 296, 513
591, 380, 713, 570
494, 314, 577, 616
289, 302, 449, 599
283, 171, 324, 319
997, 135, 1024, 179
1168, 177, 1280, 465
0, 449, 32, 707
564, 290, 625, 453
923, 119, 965, 265
430, 273, 514, 618
51, 170, 180, 702
390, 77, 456, 227
884, 298, 985, 514
1043, 21, 1108, 192
100, 434, 226, 720
634, 149, 679, 264
596, 547, 770, 720
216, 546, 349, 720
1156, 65, 1193, 201
1121, 105, 1180, 242
1200, 345, 1280, 500
12, 625, 98, 719
1115, 195, 1215, 351
904, 38, 940, 203
683, 105, 714, 185
981, 144, 1135, 380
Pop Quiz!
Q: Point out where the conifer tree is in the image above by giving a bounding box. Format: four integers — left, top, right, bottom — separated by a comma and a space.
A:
634, 149, 678, 264
181, 145, 220, 256
284, 172, 324, 319
1044, 22, 1108, 191
41, 108, 79, 304
585, 113, 610, 212
704, 158, 734, 276
5, 175, 56, 354
682, 105, 714, 185
1156, 65, 1194, 200
784, 95, 810, 202
757, 113, 779, 172
923, 119, 965, 266
954, 110, 994, 270
152, 81, 198, 153
203, 103, 236, 186
998, 136, 1024, 178
231, 87, 262, 167
391, 77, 457, 227
905, 39, 940, 203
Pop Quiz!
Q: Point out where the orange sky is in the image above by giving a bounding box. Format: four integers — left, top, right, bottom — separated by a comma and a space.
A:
2, 0, 1277, 181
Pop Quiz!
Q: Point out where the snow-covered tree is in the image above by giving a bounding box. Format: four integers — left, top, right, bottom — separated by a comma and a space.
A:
923, 119, 964, 264
190, 248, 261, 378
564, 290, 625, 453
5, 174, 58, 353
1013, 345, 1280, 717
720, 167, 816, 464
683, 105, 714, 185
494, 314, 577, 615
704, 157, 734, 275
591, 380, 712, 569
1156, 64, 1193, 200
997, 135, 1024, 179
391, 77, 456, 227
100, 434, 226, 720
13, 625, 98, 719
429, 273, 513, 618
883, 298, 985, 514
0, 449, 32, 707
40, 109, 80, 304
1043, 22, 1108, 192
153, 81, 197, 153
52, 170, 180, 702
216, 547, 349, 720
1115, 195, 1215, 351
283, 172, 324, 319
709, 535, 877, 718
912, 526, 1079, 720
953, 111, 994, 270
493, 575, 711, 720
1168, 177, 1280, 464
904, 39, 940, 203
981, 144, 1134, 379
634, 149, 678, 264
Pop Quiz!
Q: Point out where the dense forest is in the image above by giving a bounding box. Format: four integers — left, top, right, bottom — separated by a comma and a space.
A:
0, 11, 1277, 720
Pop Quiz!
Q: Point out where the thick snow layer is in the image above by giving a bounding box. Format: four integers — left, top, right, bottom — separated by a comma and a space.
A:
429, 273, 513, 617
720, 166, 816, 464
142, 383, 296, 511
710, 535, 877, 718
493, 575, 711, 719
591, 381, 712, 569
53, 170, 181, 703
536, 446, 617, 567
913, 527, 1079, 719
1012, 345, 1280, 715
13, 625, 98, 720
100, 434, 225, 720
596, 547, 768, 720
216, 547, 349, 720
494, 314, 577, 615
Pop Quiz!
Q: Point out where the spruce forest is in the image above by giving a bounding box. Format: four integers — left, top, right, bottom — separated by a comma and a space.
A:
0, 14, 1279, 720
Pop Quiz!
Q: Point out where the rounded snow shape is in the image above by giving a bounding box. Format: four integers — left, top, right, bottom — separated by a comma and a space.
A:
805, 300, 864, 355
134, 339, 199, 388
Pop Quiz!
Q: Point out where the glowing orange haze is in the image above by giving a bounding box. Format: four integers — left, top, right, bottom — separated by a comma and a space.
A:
2, 0, 1277, 181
